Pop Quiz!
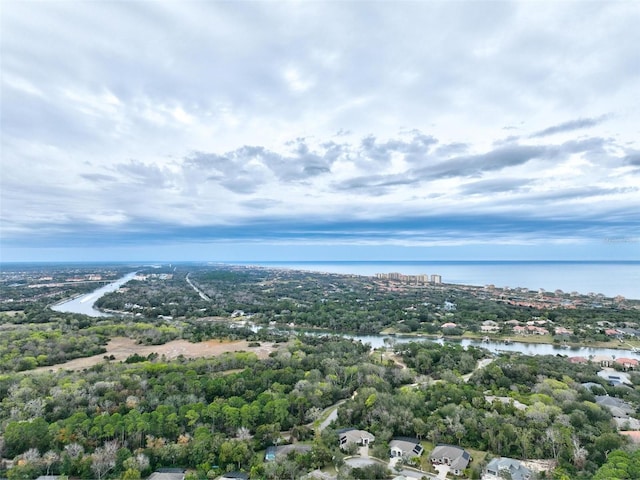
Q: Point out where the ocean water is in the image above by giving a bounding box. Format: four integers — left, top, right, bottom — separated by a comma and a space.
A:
234, 261, 640, 300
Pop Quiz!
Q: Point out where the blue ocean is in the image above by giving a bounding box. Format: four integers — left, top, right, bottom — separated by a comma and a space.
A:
232, 261, 640, 300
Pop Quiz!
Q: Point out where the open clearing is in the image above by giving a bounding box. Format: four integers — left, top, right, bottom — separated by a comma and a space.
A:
30, 337, 279, 373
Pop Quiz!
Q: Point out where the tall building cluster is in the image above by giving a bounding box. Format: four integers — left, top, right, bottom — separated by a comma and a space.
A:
375, 272, 442, 284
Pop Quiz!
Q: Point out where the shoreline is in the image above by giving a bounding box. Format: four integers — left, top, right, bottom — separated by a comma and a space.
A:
258, 323, 640, 353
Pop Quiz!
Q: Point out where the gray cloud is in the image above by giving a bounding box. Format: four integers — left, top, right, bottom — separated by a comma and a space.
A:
530, 116, 609, 138
116, 160, 170, 187
334, 173, 418, 192
625, 151, 640, 166
81, 173, 118, 183
416, 144, 546, 180
460, 177, 531, 195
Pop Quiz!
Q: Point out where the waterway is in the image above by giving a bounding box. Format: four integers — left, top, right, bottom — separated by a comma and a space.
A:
51, 271, 639, 359
334, 332, 639, 359
51, 271, 138, 317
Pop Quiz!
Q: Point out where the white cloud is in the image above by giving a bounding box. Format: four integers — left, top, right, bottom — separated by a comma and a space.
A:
1, 1, 639, 254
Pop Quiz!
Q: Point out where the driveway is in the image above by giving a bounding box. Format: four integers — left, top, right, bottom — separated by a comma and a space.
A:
434, 463, 450, 479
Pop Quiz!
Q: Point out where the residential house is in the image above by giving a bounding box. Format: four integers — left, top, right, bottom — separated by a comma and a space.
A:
598, 369, 632, 386
430, 444, 472, 476
485, 395, 527, 411
554, 327, 573, 336
148, 469, 186, 480
592, 355, 614, 367
481, 321, 500, 333
302, 470, 336, 480
389, 437, 424, 459
619, 328, 640, 338
569, 356, 588, 364
265, 444, 311, 461
338, 429, 375, 449
443, 302, 456, 311
441, 322, 458, 329
217, 472, 249, 480
483, 457, 533, 480
614, 417, 640, 430
581, 382, 605, 392
526, 325, 549, 335
620, 431, 640, 443
595, 395, 635, 418
513, 326, 527, 335
615, 358, 639, 370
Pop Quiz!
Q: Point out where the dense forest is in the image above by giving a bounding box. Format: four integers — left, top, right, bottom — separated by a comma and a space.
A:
1, 264, 640, 479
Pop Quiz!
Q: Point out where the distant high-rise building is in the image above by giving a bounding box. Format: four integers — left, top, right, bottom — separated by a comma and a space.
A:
431, 274, 442, 284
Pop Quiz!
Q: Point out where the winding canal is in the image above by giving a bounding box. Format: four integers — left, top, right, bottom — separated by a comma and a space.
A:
51, 272, 639, 359
51, 271, 138, 317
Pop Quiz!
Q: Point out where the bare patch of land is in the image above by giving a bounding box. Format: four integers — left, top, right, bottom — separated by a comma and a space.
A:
30, 337, 278, 373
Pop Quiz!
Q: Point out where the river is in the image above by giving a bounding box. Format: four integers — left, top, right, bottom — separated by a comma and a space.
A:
52, 271, 639, 359
51, 271, 138, 317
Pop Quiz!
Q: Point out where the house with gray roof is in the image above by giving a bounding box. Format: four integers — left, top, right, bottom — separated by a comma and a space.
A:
148, 469, 186, 480
338, 429, 375, 449
483, 457, 533, 480
217, 472, 248, 480
430, 444, 472, 476
595, 395, 635, 418
389, 437, 424, 459
265, 443, 312, 461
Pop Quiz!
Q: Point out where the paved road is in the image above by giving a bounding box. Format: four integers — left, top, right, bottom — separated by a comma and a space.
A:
317, 400, 346, 431
185, 273, 211, 301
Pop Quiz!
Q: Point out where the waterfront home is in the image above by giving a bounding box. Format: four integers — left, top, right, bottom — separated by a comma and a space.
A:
481, 320, 500, 333
569, 356, 588, 364
430, 444, 472, 476
592, 355, 614, 367
554, 327, 573, 335
615, 358, 639, 370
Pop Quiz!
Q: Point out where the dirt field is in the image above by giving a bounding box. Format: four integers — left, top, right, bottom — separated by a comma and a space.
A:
31, 337, 279, 373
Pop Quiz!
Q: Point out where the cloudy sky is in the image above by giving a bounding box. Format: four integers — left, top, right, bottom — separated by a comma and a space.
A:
1, 1, 639, 262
